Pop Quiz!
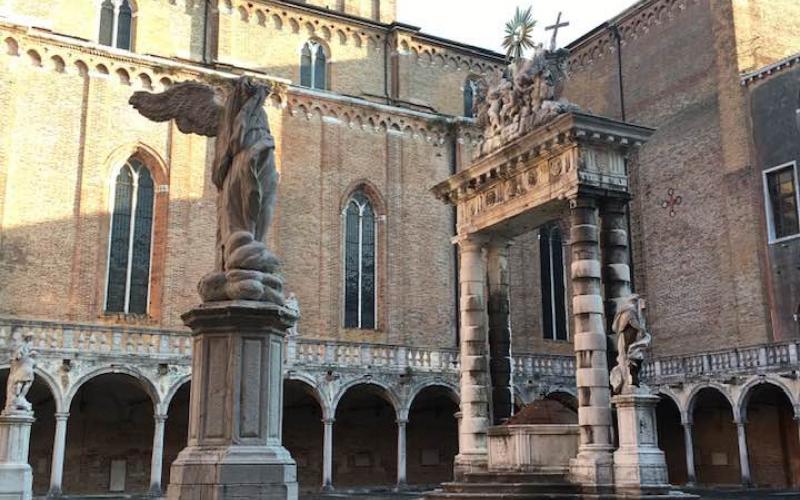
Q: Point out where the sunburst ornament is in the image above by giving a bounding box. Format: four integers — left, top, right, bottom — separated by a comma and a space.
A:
502, 6, 536, 63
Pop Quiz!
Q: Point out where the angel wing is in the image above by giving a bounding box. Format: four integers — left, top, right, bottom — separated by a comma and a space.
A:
129, 81, 223, 137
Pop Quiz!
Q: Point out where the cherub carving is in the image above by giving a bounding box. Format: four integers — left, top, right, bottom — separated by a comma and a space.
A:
130, 77, 284, 304
610, 295, 652, 394
4, 332, 36, 414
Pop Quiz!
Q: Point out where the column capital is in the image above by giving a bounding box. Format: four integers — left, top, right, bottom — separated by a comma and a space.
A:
452, 233, 489, 250
54, 412, 70, 421
486, 237, 513, 251
322, 417, 335, 425
568, 194, 599, 209
154, 414, 168, 423
396, 418, 408, 426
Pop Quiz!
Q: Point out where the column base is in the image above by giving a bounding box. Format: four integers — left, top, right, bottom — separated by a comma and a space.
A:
569, 447, 614, 489
612, 393, 669, 494
167, 445, 298, 500
0, 412, 34, 500
453, 452, 488, 481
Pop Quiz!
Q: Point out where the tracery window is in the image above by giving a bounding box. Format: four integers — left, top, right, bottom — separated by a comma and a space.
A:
105, 157, 154, 315
344, 191, 376, 329
764, 161, 800, 242
300, 40, 328, 90
464, 78, 480, 118
539, 223, 568, 341
99, 0, 134, 50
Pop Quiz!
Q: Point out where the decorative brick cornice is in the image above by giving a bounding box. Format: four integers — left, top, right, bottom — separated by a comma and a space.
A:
566, 0, 701, 74
741, 51, 800, 86
0, 20, 483, 146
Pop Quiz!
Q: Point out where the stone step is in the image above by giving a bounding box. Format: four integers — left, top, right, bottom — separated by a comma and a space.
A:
442, 481, 580, 494
462, 471, 569, 484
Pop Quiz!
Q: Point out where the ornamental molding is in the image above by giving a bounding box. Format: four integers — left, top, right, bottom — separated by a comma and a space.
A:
0, 22, 483, 145
567, 0, 701, 74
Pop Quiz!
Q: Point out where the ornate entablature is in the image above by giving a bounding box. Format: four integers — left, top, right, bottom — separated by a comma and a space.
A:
432, 112, 654, 238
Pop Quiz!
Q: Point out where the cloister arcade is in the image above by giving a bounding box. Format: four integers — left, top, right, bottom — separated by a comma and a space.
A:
4, 365, 800, 495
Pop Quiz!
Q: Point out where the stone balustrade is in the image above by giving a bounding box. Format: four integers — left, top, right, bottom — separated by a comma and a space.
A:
641, 341, 800, 385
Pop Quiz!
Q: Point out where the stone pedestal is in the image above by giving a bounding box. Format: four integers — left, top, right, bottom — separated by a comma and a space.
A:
487, 424, 579, 473
167, 301, 298, 500
0, 412, 34, 500
612, 392, 669, 495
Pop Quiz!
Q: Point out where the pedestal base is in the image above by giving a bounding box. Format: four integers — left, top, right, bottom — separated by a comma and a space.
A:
568, 447, 614, 491
0, 413, 34, 500
613, 392, 669, 495
453, 452, 487, 481
167, 445, 297, 500
168, 300, 299, 500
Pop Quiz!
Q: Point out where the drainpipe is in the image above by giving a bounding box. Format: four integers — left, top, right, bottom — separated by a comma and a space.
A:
610, 24, 636, 291
202, 0, 209, 64
450, 123, 460, 347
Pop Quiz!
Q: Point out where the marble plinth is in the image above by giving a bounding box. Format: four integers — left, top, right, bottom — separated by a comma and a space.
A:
0, 412, 34, 500
167, 301, 298, 500
488, 424, 578, 473
612, 392, 670, 495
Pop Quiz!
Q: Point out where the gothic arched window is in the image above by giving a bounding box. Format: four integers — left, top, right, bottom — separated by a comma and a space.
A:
540, 223, 567, 341
464, 78, 479, 118
99, 0, 134, 50
105, 157, 154, 315
300, 40, 327, 90
344, 191, 376, 329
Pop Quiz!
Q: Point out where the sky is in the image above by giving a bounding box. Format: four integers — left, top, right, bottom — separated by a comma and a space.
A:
397, 0, 640, 55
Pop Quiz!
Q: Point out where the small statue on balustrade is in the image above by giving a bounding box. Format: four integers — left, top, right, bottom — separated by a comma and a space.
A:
4, 332, 37, 415
610, 294, 652, 395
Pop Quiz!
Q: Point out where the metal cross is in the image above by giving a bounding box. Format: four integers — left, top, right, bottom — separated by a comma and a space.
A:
545, 11, 570, 51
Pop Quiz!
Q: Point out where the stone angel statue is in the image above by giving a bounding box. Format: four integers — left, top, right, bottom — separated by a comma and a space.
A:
130, 76, 284, 304
4, 332, 37, 414
609, 294, 652, 394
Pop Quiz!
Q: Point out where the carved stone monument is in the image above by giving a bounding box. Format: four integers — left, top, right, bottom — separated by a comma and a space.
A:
610, 295, 670, 495
131, 77, 298, 500
0, 332, 36, 500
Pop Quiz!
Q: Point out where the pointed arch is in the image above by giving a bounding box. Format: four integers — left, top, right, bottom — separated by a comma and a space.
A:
341, 182, 386, 331
300, 38, 330, 90
98, 0, 136, 50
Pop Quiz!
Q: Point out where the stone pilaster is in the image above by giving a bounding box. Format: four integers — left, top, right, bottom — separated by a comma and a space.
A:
568, 197, 614, 488
486, 240, 513, 424
454, 236, 490, 479
0, 412, 34, 500
167, 301, 298, 500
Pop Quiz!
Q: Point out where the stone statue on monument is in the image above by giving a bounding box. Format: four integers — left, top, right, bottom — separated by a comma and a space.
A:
130, 76, 284, 304
610, 294, 652, 394
473, 9, 579, 156
4, 332, 36, 415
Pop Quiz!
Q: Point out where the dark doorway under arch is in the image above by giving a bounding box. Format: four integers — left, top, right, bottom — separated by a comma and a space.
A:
656, 395, 687, 485
162, 381, 190, 488
407, 386, 458, 486
744, 384, 800, 488
333, 384, 397, 488
64, 373, 155, 494
692, 388, 740, 485
283, 379, 324, 493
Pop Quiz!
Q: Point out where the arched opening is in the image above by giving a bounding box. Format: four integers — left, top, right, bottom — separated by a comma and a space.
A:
691, 387, 739, 485
99, 0, 135, 50
64, 373, 155, 494
744, 383, 800, 487
162, 381, 190, 488
343, 190, 377, 330
540, 223, 568, 341
464, 78, 479, 118
300, 39, 328, 90
0, 369, 57, 495
656, 395, 687, 485
283, 380, 324, 493
407, 385, 458, 486
334, 384, 396, 488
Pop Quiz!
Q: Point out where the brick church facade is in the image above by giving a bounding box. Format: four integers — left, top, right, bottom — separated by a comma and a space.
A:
0, 0, 799, 495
